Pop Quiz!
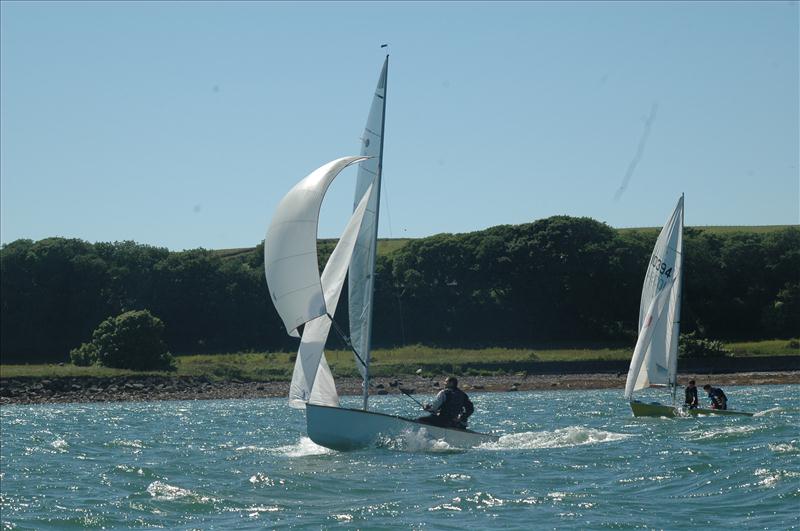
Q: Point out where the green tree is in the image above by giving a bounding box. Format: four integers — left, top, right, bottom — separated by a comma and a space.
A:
69, 342, 98, 366
678, 332, 731, 359
92, 310, 175, 370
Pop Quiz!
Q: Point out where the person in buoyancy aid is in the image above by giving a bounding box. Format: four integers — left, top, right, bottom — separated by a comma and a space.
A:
417, 376, 474, 429
684, 380, 699, 409
703, 384, 728, 410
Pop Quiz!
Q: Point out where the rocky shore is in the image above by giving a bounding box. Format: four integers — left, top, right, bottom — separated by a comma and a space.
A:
1, 371, 798, 405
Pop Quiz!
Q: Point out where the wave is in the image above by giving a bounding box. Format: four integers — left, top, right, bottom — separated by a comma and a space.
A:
234, 445, 271, 452
754, 407, 783, 417
692, 424, 761, 441
272, 437, 333, 457
768, 442, 799, 454
107, 439, 145, 449
145, 481, 215, 504
50, 437, 69, 452
248, 473, 285, 487
376, 429, 462, 453
480, 426, 631, 450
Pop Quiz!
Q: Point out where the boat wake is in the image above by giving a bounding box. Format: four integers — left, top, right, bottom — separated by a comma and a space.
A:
273, 437, 334, 457
691, 424, 761, 441
376, 428, 461, 453
480, 426, 630, 450
753, 407, 782, 417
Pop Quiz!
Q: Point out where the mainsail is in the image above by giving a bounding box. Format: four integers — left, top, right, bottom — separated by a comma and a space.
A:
349, 56, 388, 408
624, 195, 684, 400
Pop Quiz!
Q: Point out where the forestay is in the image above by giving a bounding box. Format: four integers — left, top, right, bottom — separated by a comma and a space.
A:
288, 183, 374, 408
349, 57, 388, 381
624, 196, 684, 399
264, 156, 369, 337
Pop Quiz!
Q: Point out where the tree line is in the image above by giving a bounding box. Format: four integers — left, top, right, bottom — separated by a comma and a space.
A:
1, 217, 797, 363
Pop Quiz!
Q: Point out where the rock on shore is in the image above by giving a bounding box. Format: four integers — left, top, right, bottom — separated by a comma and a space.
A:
1, 372, 798, 405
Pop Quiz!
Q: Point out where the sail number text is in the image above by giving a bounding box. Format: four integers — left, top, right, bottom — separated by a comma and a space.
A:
650, 254, 673, 279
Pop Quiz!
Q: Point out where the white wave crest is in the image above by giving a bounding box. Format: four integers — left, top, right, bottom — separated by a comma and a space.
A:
753, 468, 799, 487
146, 481, 214, 504
693, 424, 760, 440
50, 438, 69, 452
378, 428, 461, 453
754, 407, 782, 417
109, 439, 145, 449
249, 473, 285, 486
768, 442, 799, 453
273, 437, 333, 457
235, 445, 270, 452
480, 426, 630, 450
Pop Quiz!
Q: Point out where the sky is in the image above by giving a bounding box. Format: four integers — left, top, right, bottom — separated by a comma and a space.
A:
1, 1, 798, 250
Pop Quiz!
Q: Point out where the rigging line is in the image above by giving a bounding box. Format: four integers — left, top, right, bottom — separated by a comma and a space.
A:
326, 313, 368, 370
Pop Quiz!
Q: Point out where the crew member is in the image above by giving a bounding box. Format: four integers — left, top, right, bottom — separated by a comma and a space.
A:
703, 384, 728, 410
418, 376, 474, 429
684, 380, 699, 409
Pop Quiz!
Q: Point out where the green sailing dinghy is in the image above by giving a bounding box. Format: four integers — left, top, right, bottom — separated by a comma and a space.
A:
623, 196, 752, 418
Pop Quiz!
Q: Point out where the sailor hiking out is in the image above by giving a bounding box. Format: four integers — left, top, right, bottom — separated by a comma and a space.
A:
418, 376, 474, 429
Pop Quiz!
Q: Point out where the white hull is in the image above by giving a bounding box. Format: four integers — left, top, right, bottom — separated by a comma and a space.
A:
306, 403, 498, 451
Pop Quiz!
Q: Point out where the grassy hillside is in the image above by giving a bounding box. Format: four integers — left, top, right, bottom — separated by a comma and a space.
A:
218, 226, 796, 259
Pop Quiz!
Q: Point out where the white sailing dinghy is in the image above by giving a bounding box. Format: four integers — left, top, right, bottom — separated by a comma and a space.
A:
624, 195, 752, 418
264, 56, 498, 450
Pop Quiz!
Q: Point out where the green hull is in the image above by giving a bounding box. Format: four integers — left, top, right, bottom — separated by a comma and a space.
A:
629, 400, 753, 418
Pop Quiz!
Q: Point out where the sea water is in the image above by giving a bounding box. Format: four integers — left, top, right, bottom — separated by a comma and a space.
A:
1, 385, 798, 530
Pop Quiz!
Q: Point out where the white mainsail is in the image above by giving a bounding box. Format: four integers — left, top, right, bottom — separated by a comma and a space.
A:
288, 183, 374, 408
349, 56, 388, 405
624, 195, 684, 400
264, 156, 368, 337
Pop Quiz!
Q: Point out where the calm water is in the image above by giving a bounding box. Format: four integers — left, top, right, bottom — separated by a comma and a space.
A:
1, 386, 798, 530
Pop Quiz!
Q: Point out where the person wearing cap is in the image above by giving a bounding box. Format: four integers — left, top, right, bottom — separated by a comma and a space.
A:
684, 380, 699, 409
703, 384, 728, 410
417, 376, 474, 429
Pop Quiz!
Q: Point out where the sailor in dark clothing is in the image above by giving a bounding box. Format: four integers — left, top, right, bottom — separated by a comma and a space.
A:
417, 376, 474, 429
684, 380, 699, 409
703, 384, 728, 410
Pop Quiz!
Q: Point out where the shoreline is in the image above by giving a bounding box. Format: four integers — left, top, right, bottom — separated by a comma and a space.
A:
1, 371, 798, 405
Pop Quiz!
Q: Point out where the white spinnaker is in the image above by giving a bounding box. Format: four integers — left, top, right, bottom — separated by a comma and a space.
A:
288, 183, 374, 408
265, 156, 369, 336
626, 196, 684, 398
349, 56, 387, 379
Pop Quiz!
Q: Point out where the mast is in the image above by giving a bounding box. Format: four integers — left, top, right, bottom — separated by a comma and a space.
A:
671, 193, 685, 406
360, 54, 388, 411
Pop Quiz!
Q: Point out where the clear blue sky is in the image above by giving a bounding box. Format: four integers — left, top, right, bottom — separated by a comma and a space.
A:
1, 1, 798, 250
